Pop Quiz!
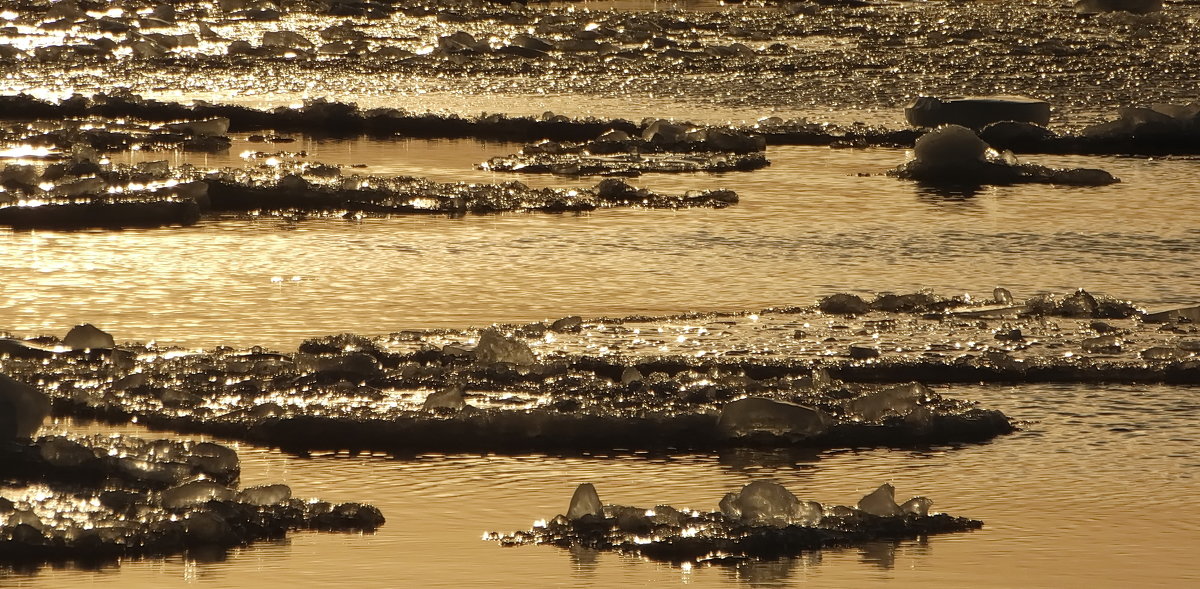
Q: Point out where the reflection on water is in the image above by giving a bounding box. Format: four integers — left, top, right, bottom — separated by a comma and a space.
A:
3, 140, 1199, 349
4, 383, 1197, 588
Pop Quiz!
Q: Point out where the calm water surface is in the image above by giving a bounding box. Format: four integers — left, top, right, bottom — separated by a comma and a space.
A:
2, 141, 1198, 349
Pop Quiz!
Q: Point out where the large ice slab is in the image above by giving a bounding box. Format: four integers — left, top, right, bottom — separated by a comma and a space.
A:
905, 96, 1052, 130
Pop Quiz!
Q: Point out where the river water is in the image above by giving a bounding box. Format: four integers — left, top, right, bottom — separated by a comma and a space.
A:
3, 0, 1200, 587
2, 141, 1198, 349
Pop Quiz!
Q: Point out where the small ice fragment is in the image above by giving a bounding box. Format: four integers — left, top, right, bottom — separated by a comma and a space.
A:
818, 293, 870, 315
719, 481, 820, 526
7, 509, 45, 531
1081, 334, 1123, 353
474, 328, 536, 365
63, 323, 115, 350
900, 496, 933, 516
567, 483, 603, 520
993, 287, 1013, 305
423, 384, 466, 411
858, 483, 902, 517
237, 484, 292, 506
549, 315, 583, 333
847, 383, 929, 421
620, 366, 643, 384
161, 480, 236, 509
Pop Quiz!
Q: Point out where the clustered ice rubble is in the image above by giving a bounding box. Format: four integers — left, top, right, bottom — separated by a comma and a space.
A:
488, 480, 973, 563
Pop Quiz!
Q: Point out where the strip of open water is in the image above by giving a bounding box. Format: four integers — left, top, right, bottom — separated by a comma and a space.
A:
2, 139, 1197, 349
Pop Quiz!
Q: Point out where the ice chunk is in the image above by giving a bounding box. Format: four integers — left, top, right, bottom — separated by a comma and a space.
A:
718, 397, 831, 439
1074, 0, 1162, 15
847, 383, 929, 421
848, 344, 881, 360
567, 483, 603, 520
900, 496, 933, 517
38, 436, 96, 467
184, 510, 235, 544
620, 366, 643, 385
1143, 305, 1200, 324
719, 481, 821, 526
164, 117, 230, 137
161, 480, 236, 509
423, 384, 467, 411
993, 287, 1014, 305
187, 441, 240, 479
0, 373, 51, 440
1, 164, 38, 189
913, 125, 989, 166
549, 315, 583, 333
262, 30, 314, 49
296, 352, 382, 377
818, 293, 870, 315
7, 509, 45, 531
63, 323, 115, 350
474, 328, 536, 365
237, 484, 292, 506
858, 483, 901, 517
905, 95, 1051, 129
1082, 334, 1123, 353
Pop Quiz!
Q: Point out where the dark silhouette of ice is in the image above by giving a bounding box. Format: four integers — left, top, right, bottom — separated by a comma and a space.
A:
0, 373, 49, 441
62, 323, 115, 350
567, 483, 603, 521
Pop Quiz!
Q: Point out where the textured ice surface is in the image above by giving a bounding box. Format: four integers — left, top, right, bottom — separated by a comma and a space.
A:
717, 398, 831, 440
